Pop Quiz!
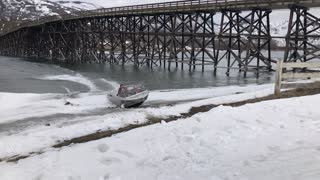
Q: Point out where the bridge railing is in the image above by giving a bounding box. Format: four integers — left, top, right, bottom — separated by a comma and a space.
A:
65, 0, 302, 18
0, 0, 310, 36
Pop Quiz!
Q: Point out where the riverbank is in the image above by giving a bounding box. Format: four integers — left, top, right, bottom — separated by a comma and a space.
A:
0, 84, 272, 159
1, 83, 320, 180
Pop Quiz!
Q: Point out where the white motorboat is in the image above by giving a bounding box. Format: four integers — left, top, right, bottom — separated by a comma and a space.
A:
107, 84, 149, 108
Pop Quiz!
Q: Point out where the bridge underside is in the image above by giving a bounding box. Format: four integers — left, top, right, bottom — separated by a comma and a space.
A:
0, 4, 320, 76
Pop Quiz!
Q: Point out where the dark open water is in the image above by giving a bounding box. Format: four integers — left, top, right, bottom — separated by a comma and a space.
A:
0, 53, 281, 94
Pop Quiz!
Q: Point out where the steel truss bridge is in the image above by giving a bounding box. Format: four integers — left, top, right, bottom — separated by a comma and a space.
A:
0, 0, 320, 76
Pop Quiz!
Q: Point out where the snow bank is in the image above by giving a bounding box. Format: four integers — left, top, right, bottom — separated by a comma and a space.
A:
1, 92, 320, 180
0, 83, 272, 125
0, 84, 273, 158
147, 84, 271, 104
0, 92, 113, 124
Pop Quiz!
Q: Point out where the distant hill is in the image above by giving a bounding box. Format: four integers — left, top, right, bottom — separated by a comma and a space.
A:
0, 0, 102, 33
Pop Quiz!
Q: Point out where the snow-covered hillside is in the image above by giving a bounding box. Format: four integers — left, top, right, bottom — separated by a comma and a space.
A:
51, 0, 178, 8
0, 0, 95, 32
54, 0, 102, 10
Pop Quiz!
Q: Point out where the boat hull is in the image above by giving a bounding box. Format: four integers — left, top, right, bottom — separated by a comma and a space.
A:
107, 90, 149, 108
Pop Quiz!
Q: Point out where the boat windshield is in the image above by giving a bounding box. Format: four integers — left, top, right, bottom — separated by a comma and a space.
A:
118, 85, 146, 97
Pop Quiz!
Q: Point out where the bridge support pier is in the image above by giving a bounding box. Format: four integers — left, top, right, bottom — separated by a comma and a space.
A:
285, 5, 320, 63
243, 8, 272, 77
121, 12, 217, 72
217, 8, 273, 77
217, 10, 245, 76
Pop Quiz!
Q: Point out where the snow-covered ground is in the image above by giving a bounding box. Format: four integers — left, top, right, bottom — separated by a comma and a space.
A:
0, 83, 273, 159
1, 83, 320, 180
1, 1, 320, 178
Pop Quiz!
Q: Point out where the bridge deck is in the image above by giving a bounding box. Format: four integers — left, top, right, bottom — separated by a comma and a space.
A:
3, 0, 320, 36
